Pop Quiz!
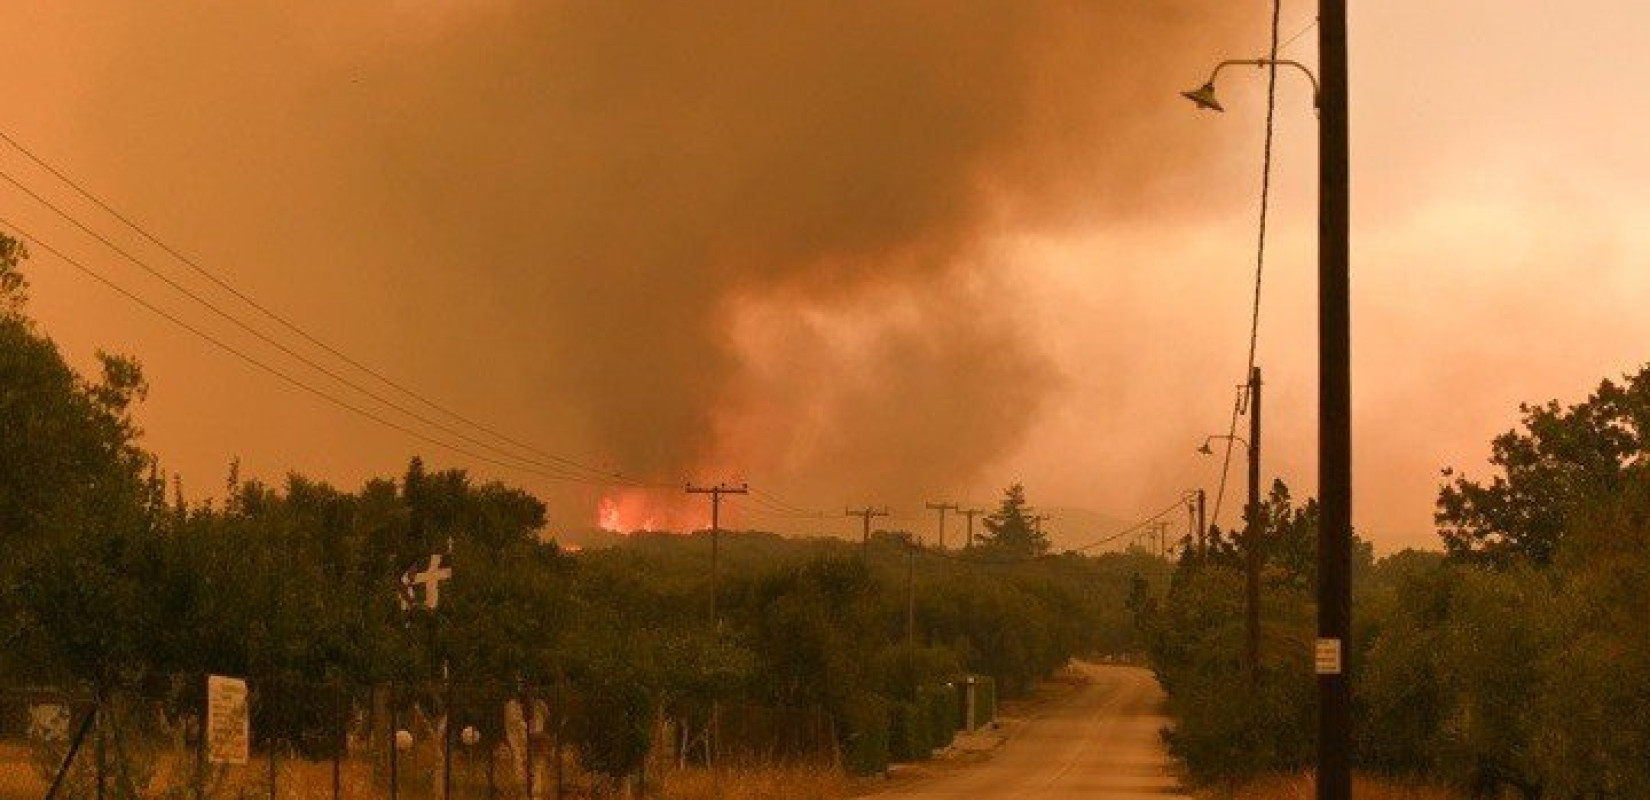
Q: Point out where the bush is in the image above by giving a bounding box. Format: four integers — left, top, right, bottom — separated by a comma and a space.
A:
917, 684, 958, 750
887, 701, 929, 762
836, 691, 889, 776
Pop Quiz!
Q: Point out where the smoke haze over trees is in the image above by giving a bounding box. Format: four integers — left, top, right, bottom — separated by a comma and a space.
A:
11, 0, 1254, 525
0, 232, 1170, 786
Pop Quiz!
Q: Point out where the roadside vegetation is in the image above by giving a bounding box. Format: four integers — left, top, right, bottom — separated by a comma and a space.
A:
1141, 364, 1650, 798
0, 233, 1167, 798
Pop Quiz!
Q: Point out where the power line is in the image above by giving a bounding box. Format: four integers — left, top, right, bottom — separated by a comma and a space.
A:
747, 486, 828, 517
0, 130, 639, 485
0, 166, 639, 485
0, 215, 655, 489
1209, 0, 1284, 531
1070, 497, 1190, 553
1280, 18, 1317, 52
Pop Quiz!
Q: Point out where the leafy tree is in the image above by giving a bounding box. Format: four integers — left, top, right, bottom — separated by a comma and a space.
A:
977, 483, 1049, 557
1526, 469, 1650, 797
0, 235, 162, 690
1437, 364, 1650, 565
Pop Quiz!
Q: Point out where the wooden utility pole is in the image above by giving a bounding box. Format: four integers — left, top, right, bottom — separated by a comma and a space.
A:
958, 508, 983, 548
1028, 514, 1050, 546
846, 506, 890, 556
904, 537, 917, 647
1185, 499, 1197, 555
1245, 367, 1263, 681
924, 502, 959, 549
686, 483, 748, 627
1318, 0, 1353, 794
1197, 488, 1207, 557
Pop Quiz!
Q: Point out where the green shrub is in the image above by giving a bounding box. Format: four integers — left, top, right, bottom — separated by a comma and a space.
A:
888, 700, 932, 762
919, 684, 958, 749
837, 690, 889, 776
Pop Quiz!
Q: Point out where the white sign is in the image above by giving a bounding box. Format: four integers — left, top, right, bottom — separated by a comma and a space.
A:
399, 553, 453, 611
1315, 638, 1343, 676
207, 675, 250, 765
28, 704, 70, 742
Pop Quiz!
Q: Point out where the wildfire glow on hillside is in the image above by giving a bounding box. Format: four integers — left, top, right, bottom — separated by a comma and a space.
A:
597, 492, 704, 534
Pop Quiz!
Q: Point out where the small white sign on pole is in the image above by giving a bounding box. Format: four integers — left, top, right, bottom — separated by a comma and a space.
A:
1315, 638, 1343, 676
207, 675, 250, 765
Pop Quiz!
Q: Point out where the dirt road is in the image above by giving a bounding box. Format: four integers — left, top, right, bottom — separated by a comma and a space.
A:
869, 663, 1188, 799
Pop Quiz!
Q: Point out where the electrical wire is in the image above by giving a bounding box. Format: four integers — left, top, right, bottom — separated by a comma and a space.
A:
1069, 496, 1191, 553
747, 487, 829, 517
0, 166, 651, 486
0, 128, 639, 485
1209, 0, 1284, 530
1280, 18, 1317, 52
0, 215, 654, 489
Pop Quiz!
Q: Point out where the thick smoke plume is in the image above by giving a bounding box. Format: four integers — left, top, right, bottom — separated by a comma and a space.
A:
71, 1, 1252, 525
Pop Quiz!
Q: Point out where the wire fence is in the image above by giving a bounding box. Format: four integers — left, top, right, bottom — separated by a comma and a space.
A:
0, 678, 845, 800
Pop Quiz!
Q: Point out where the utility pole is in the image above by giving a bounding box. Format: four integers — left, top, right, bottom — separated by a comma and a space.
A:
1197, 488, 1207, 557
846, 506, 890, 557
1245, 367, 1263, 682
1318, 0, 1353, 795
1185, 500, 1196, 554
925, 502, 959, 549
904, 535, 917, 647
1028, 514, 1050, 544
958, 508, 984, 548
686, 483, 748, 628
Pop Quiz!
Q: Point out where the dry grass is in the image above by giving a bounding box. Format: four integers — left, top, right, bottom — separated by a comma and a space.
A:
1, 744, 46, 800
651, 764, 851, 800
1199, 773, 1463, 800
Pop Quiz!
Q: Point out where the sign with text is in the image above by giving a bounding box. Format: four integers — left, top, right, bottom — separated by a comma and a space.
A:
206, 675, 250, 765
1315, 638, 1343, 676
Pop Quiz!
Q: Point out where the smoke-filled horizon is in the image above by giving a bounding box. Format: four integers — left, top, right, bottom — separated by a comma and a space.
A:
7, 0, 1650, 550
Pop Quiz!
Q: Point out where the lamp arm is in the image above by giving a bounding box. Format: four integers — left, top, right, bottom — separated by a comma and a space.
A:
1204, 433, 1253, 449
1207, 58, 1322, 108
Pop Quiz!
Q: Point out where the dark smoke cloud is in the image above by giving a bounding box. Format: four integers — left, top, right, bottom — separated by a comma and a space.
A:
69, 1, 1253, 520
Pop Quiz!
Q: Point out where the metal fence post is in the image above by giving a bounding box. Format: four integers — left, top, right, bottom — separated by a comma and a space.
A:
389, 685, 399, 800
523, 684, 535, 800
95, 695, 106, 800
332, 681, 344, 800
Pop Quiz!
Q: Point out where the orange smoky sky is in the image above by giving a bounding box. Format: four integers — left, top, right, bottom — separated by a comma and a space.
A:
3, 1, 1647, 552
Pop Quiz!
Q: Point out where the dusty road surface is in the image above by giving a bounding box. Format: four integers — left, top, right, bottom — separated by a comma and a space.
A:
869, 663, 1188, 799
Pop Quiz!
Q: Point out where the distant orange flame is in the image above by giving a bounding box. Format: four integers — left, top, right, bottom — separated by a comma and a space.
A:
597, 491, 703, 533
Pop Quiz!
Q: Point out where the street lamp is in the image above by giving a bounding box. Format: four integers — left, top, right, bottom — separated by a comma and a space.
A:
1196, 434, 1249, 456
1181, 59, 1322, 113
1182, 5, 1352, 795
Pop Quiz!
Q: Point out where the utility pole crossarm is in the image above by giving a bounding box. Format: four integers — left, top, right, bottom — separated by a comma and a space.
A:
686, 483, 749, 628
847, 506, 891, 554
924, 502, 960, 550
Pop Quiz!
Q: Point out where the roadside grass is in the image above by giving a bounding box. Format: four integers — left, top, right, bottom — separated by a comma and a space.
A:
654, 764, 850, 800
1199, 773, 1463, 799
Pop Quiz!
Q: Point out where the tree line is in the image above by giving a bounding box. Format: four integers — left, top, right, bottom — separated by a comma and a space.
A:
1138, 364, 1650, 798
0, 233, 1168, 788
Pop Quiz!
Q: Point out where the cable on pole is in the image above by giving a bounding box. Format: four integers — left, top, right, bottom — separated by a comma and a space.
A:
1208, 0, 1284, 531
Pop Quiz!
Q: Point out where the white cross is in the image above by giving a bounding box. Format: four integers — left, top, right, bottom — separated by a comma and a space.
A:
401, 553, 452, 610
